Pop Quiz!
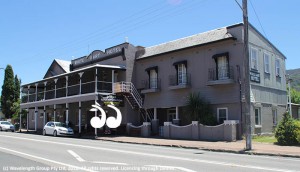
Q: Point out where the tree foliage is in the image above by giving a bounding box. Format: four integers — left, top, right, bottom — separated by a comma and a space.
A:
1, 65, 15, 118
296, 120, 300, 144
291, 88, 300, 104
1, 65, 21, 119
275, 112, 300, 145
14, 75, 21, 102
185, 92, 217, 126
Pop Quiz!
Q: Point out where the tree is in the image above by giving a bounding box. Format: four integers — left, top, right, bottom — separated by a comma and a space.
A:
11, 75, 21, 119
185, 92, 217, 126
275, 112, 300, 145
14, 75, 20, 102
1, 65, 15, 119
291, 88, 300, 104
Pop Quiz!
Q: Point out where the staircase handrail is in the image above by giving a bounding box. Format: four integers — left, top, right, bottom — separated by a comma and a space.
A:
114, 82, 143, 108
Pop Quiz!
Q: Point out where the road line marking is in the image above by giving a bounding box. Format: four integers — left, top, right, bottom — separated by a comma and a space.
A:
0, 146, 96, 172
67, 150, 85, 162
91, 161, 128, 165
145, 165, 197, 172
67, 149, 127, 165
0, 134, 299, 172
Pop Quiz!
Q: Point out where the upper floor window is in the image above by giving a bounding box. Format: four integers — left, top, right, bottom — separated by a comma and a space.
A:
263, 53, 270, 73
212, 52, 230, 80
250, 47, 258, 70
145, 66, 158, 89
275, 59, 280, 77
178, 63, 187, 84
149, 69, 158, 89
172, 60, 188, 85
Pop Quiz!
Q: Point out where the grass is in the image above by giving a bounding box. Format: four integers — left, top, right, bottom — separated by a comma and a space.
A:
252, 135, 277, 144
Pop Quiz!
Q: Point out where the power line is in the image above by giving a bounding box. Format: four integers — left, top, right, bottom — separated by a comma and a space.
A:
249, 0, 268, 38
28, 1, 168, 59
27, 0, 204, 61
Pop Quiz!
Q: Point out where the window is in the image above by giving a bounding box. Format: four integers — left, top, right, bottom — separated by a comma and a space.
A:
145, 66, 158, 89
211, 52, 230, 80
275, 59, 280, 76
255, 107, 261, 125
149, 69, 158, 89
217, 108, 228, 124
272, 109, 277, 126
264, 53, 270, 73
250, 47, 258, 70
217, 55, 229, 79
171, 60, 188, 86
178, 63, 187, 84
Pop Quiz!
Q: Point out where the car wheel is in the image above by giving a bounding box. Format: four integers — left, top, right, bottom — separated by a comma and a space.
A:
53, 130, 57, 137
43, 129, 46, 136
11, 130, 14, 132
0, 127, 2, 131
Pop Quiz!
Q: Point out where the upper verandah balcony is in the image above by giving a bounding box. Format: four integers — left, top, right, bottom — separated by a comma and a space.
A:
21, 64, 125, 105
207, 66, 235, 86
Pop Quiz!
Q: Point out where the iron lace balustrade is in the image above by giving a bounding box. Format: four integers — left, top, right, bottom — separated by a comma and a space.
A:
207, 66, 235, 86
208, 66, 234, 81
169, 73, 191, 86
142, 78, 161, 89
141, 78, 161, 94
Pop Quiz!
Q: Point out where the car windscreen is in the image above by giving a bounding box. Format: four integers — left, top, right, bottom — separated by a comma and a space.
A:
54, 122, 66, 127
1, 122, 12, 125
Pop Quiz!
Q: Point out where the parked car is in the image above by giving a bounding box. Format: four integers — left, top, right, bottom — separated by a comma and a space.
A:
43, 121, 74, 137
0, 121, 15, 132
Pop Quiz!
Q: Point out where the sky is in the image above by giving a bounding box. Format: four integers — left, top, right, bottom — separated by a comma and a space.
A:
0, 0, 299, 92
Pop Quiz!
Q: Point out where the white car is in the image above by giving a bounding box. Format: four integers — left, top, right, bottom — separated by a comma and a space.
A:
43, 122, 74, 137
0, 121, 15, 132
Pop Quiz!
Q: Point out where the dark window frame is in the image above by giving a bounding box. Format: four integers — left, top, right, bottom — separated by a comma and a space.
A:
212, 52, 229, 80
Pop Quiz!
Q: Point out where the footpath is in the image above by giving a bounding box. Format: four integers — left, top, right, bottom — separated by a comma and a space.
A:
96, 136, 300, 158
18, 130, 300, 158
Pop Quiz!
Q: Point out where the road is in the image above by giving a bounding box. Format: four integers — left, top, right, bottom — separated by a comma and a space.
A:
0, 132, 299, 172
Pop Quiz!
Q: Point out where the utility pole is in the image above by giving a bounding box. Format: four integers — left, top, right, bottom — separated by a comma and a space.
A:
287, 75, 292, 114
242, 0, 252, 150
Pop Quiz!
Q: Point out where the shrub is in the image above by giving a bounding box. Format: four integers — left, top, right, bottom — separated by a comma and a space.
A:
295, 120, 300, 144
275, 112, 300, 145
199, 114, 218, 126
185, 92, 217, 126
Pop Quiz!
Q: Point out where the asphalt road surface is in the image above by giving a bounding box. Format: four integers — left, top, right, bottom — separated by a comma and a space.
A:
0, 132, 299, 172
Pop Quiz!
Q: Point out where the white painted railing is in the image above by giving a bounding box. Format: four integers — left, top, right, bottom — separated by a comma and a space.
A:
113, 82, 143, 108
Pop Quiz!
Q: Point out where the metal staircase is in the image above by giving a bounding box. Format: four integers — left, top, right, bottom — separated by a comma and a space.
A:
114, 82, 153, 121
